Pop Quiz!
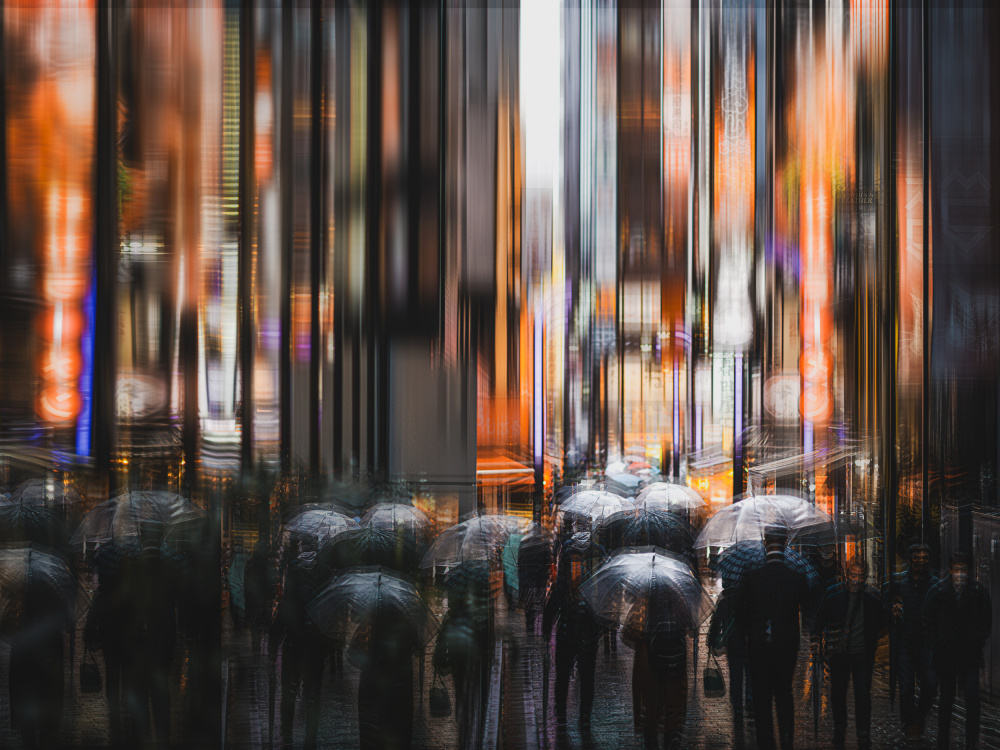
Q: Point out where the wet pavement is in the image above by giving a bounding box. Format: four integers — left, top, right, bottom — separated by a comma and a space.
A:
0, 590, 998, 748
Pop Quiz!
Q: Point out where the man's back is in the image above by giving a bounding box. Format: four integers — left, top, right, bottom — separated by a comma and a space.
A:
738, 559, 810, 652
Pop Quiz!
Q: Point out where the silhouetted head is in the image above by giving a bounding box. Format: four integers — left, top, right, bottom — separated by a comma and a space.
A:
846, 559, 866, 594
763, 526, 787, 559
949, 551, 971, 594
907, 543, 932, 578
139, 519, 165, 559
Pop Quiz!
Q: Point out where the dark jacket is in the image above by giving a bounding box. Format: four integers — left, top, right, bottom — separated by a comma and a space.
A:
708, 588, 749, 657
542, 535, 601, 646
813, 583, 886, 658
923, 578, 992, 671
883, 569, 937, 648
735, 557, 811, 653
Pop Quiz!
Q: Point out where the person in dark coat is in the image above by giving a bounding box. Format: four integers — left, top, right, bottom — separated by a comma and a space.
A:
625, 600, 689, 750
269, 546, 331, 750
543, 532, 602, 734
434, 583, 492, 750
118, 521, 179, 748
812, 542, 842, 598
709, 587, 753, 727
6, 574, 71, 748
884, 542, 938, 740
517, 527, 552, 636
923, 552, 992, 750
812, 559, 886, 750
735, 527, 811, 750
354, 606, 421, 750
244, 540, 276, 658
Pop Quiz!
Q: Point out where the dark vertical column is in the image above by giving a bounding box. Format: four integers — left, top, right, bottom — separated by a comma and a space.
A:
239, 0, 256, 475
366, 2, 385, 482
94, 0, 119, 481
920, 0, 930, 540
279, 1, 293, 477
0, 1, 6, 272
309, 0, 324, 478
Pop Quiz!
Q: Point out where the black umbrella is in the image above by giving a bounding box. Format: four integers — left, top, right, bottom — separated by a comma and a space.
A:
597, 509, 695, 556
0, 501, 69, 550
0, 544, 86, 637
322, 524, 421, 575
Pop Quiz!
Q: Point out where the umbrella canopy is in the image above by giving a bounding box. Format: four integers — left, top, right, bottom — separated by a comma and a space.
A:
0, 501, 69, 549
8, 478, 83, 516
580, 548, 712, 634
361, 503, 431, 540
694, 494, 832, 549
558, 490, 632, 525
607, 473, 641, 489
634, 483, 707, 515
420, 514, 526, 570
0, 544, 85, 635
597, 509, 696, 556
322, 523, 421, 574
306, 566, 438, 646
285, 506, 358, 544
710, 539, 820, 590
71, 490, 207, 554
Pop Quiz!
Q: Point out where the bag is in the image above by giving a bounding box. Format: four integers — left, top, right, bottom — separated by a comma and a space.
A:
80, 649, 103, 694
823, 626, 850, 656
703, 655, 726, 698
429, 672, 452, 718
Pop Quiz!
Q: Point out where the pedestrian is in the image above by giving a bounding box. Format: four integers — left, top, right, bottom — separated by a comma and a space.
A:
708, 587, 753, 727
735, 526, 811, 750
269, 544, 331, 750
117, 520, 179, 748
885, 542, 938, 740
517, 526, 552, 637
6, 573, 71, 748
812, 559, 886, 750
624, 600, 689, 750
434, 585, 492, 750
543, 531, 602, 734
244, 539, 276, 658
354, 606, 421, 750
923, 552, 992, 750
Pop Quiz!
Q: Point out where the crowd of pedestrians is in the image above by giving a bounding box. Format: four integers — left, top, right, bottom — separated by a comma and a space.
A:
0, 474, 995, 750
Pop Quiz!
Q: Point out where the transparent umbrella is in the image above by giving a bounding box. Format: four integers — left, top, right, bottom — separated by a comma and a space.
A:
361, 503, 431, 541
559, 490, 632, 526
579, 547, 712, 633
597, 509, 696, 557
694, 494, 831, 549
420, 514, 527, 570
633, 483, 707, 515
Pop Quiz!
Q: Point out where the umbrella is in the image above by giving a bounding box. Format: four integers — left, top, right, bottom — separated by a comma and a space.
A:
579, 548, 712, 634
306, 566, 438, 646
0, 501, 69, 549
634, 483, 707, 515
322, 524, 421, 574
420, 514, 525, 571
607, 473, 641, 489
0, 544, 86, 636
8, 478, 83, 526
710, 539, 820, 590
361, 503, 431, 541
281, 507, 358, 567
694, 494, 832, 549
558, 490, 632, 526
71, 490, 207, 554
597, 509, 696, 556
